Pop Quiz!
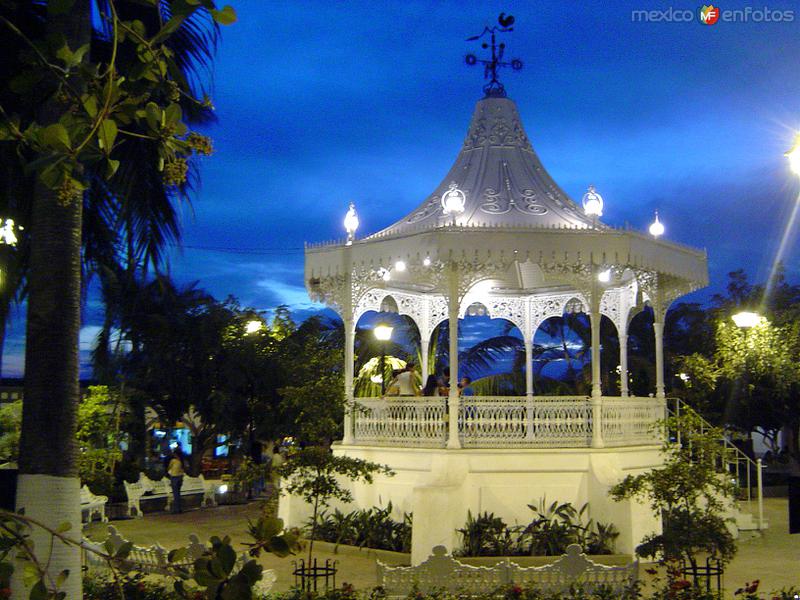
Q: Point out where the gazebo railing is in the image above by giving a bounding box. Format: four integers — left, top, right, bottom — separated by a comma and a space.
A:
352, 398, 447, 447
601, 397, 665, 447
351, 396, 665, 449
460, 396, 592, 448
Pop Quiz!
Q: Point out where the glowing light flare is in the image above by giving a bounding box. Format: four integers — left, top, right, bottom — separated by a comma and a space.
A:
0, 219, 19, 246
423, 256, 431, 267
785, 134, 800, 175
218, 484, 228, 494
649, 211, 665, 238
582, 185, 603, 217
245, 320, 263, 334
731, 311, 764, 328
344, 202, 359, 244
395, 260, 406, 272
441, 182, 466, 216
597, 269, 611, 283
373, 324, 393, 341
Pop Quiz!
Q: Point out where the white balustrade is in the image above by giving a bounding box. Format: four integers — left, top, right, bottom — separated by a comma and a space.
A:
601, 397, 665, 447
351, 396, 663, 449
353, 398, 447, 447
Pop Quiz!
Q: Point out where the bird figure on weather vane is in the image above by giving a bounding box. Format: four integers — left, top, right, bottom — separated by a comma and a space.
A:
465, 12, 523, 98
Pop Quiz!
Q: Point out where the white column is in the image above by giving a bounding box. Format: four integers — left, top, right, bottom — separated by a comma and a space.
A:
589, 304, 602, 399
589, 278, 604, 448
420, 338, 430, 385
343, 316, 355, 445
619, 333, 629, 397
524, 339, 533, 397
653, 320, 665, 399
342, 248, 355, 445
447, 266, 461, 449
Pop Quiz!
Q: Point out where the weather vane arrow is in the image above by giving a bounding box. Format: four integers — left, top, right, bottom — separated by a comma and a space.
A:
465, 12, 523, 98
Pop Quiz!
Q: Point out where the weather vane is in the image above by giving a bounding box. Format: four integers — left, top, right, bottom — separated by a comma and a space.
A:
465, 13, 523, 98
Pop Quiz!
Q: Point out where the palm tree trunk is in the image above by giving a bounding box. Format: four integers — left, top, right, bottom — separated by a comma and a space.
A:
14, 180, 83, 598
13, 4, 91, 596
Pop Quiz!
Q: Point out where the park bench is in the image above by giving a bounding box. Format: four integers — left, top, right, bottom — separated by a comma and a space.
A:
80, 485, 108, 524
123, 473, 216, 517
378, 544, 638, 597
82, 525, 277, 593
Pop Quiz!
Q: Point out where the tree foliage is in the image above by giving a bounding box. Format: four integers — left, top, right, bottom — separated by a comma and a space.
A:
673, 270, 800, 456
610, 413, 737, 574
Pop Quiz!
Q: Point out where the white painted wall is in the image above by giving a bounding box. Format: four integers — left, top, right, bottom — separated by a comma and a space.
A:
278, 444, 663, 564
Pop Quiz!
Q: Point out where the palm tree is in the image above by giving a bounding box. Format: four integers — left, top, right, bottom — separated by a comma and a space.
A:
3, 3, 226, 596
534, 313, 591, 393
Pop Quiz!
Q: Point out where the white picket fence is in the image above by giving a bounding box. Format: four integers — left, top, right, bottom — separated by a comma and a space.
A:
378, 545, 638, 596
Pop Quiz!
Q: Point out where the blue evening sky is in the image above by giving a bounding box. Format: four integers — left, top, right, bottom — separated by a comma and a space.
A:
5, 0, 800, 377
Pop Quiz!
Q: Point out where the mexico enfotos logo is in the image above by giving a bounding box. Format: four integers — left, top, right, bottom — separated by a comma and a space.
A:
632, 5, 795, 23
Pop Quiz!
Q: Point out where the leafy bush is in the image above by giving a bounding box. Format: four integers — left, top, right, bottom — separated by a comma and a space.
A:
84, 572, 182, 600
456, 499, 619, 557
308, 504, 412, 553
232, 456, 271, 494
0, 400, 21, 464
457, 511, 521, 557
264, 581, 800, 600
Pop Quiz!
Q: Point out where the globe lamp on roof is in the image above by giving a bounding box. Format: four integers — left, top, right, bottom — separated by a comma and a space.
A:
649, 211, 665, 238
344, 202, 359, 245
441, 182, 466, 220
581, 185, 603, 217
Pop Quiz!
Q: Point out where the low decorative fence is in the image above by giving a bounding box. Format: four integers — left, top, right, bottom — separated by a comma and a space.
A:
378, 544, 638, 596
353, 396, 664, 449
82, 525, 278, 592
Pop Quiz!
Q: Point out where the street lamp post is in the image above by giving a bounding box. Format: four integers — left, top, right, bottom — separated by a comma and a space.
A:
731, 309, 766, 529
373, 324, 393, 396
244, 319, 264, 475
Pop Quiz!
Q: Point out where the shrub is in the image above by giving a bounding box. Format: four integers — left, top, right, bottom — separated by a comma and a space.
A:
455, 500, 618, 557
308, 504, 412, 553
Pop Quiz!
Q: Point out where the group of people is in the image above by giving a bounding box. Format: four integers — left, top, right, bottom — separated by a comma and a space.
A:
385, 362, 474, 397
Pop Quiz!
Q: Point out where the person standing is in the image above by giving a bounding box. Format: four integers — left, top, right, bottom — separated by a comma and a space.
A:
459, 376, 475, 396
270, 444, 285, 494
168, 448, 185, 514
422, 374, 439, 396
395, 362, 419, 396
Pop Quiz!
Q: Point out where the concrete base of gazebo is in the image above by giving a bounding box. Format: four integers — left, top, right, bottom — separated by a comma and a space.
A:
278, 443, 661, 564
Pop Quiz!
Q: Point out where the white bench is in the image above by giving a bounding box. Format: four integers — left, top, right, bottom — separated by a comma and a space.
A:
123, 473, 216, 517
378, 545, 638, 597
83, 525, 277, 593
80, 485, 108, 524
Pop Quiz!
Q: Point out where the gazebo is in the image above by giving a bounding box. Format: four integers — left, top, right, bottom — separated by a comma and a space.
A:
281, 64, 708, 563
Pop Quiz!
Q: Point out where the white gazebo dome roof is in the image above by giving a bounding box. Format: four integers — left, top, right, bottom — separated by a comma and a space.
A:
371, 96, 596, 238
305, 85, 708, 341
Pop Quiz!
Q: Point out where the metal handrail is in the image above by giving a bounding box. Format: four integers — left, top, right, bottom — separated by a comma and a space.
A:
666, 397, 765, 530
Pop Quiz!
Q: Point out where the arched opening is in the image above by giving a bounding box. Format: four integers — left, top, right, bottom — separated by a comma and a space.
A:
599, 314, 620, 395
532, 312, 591, 395
628, 306, 655, 397
354, 307, 420, 397
460, 312, 524, 396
